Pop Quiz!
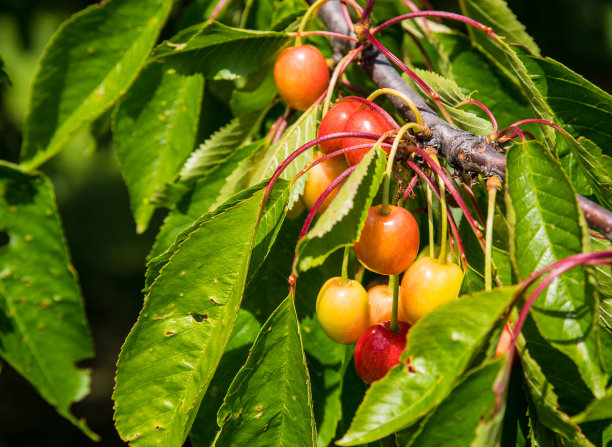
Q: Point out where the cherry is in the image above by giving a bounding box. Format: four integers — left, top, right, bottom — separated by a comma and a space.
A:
317, 99, 363, 154
354, 205, 420, 275
273, 45, 330, 111
495, 323, 513, 359
342, 109, 394, 165
400, 256, 463, 324
316, 277, 370, 345
367, 284, 409, 326
354, 321, 411, 384
302, 153, 349, 215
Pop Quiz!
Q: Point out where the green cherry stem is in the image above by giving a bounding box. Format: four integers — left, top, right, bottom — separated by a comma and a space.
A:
429, 152, 448, 263
380, 123, 421, 215
341, 246, 350, 285
427, 184, 434, 258
484, 176, 501, 292
297, 0, 331, 46
389, 274, 400, 333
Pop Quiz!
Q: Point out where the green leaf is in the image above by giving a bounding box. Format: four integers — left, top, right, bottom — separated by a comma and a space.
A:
560, 134, 612, 211
405, 68, 494, 136
573, 388, 612, 424
177, 111, 261, 183
148, 140, 263, 261
21, 0, 172, 169
405, 359, 505, 447
591, 236, 612, 330
0, 161, 95, 438
338, 287, 516, 445
519, 336, 594, 445
505, 141, 606, 397
213, 297, 316, 446
189, 309, 261, 447
459, 0, 540, 56
0, 55, 10, 86
249, 105, 319, 208
301, 316, 351, 447
114, 62, 204, 233
434, 31, 535, 131
113, 181, 289, 447
151, 21, 290, 80
518, 54, 612, 155
297, 146, 387, 271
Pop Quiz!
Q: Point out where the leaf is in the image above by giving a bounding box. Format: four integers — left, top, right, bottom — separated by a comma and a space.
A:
113, 181, 289, 447
434, 31, 535, 131
518, 336, 594, 445
0, 161, 95, 438
114, 62, 204, 233
213, 297, 316, 446
0, 55, 10, 86
21, 0, 172, 169
301, 316, 351, 447
250, 105, 319, 208
405, 359, 505, 447
297, 146, 387, 271
518, 54, 612, 156
505, 141, 606, 397
591, 236, 612, 330
189, 309, 261, 447
177, 111, 261, 183
338, 287, 517, 445
573, 388, 612, 424
148, 140, 263, 261
560, 134, 612, 211
151, 21, 290, 80
459, 0, 540, 56
405, 69, 494, 136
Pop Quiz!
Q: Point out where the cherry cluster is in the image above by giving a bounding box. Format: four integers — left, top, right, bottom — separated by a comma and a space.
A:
274, 45, 464, 384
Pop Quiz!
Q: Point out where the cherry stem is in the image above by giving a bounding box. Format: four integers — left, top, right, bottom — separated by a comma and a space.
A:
381, 123, 421, 215
291, 142, 393, 184
461, 175, 486, 227
290, 30, 358, 41
273, 109, 294, 143
456, 98, 499, 134
507, 250, 612, 365
323, 47, 365, 116
362, 29, 455, 125
297, 0, 332, 46
484, 176, 502, 292
340, 2, 355, 32
426, 184, 435, 258
401, 174, 419, 204
495, 118, 562, 141
427, 151, 448, 264
406, 160, 467, 267
389, 274, 400, 333
341, 246, 350, 285
367, 88, 426, 131
360, 0, 375, 25
208, 0, 230, 22
341, 0, 363, 15
400, 0, 433, 34
372, 11, 498, 40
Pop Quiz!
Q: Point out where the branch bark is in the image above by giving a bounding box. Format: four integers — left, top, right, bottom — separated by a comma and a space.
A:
313, 0, 612, 240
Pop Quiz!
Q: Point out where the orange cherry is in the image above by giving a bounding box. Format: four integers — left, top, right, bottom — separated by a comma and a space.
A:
302, 153, 349, 215
367, 284, 410, 326
354, 205, 420, 275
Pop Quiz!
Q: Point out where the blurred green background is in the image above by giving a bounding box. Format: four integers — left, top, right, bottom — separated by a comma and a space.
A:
0, 0, 610, 445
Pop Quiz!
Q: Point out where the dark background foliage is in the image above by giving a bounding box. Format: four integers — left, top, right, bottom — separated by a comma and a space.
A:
0, 0, 610, 445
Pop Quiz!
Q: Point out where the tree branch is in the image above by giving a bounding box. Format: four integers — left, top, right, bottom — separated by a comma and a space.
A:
313, 0, 612, 240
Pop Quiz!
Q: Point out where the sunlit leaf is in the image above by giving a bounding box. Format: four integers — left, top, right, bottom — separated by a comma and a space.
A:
114, 62, 204, 233
113, 181, 289, 447
506, 141, 606, 398
214, 297, 316, 446
151, 21, 290, 80
21, 0, 172, 169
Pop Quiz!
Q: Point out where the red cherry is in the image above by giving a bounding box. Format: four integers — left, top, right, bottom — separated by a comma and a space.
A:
317, 99, 363, 154
354, 205, 420, 275
354, 321, 411, 384
342, 109, 394, 165
273, 45, 330, 111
